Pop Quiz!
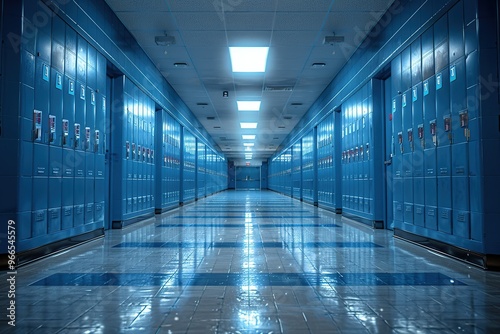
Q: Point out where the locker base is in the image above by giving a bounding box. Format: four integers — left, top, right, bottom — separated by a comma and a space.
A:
343, 212, 384, 229
394, 228, 500, 270
112, 212, 155, 229
0, 228, 104, 270
155, 205, 178, 214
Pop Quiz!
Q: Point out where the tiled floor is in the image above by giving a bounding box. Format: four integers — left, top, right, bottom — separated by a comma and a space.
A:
2, 190, 500, 333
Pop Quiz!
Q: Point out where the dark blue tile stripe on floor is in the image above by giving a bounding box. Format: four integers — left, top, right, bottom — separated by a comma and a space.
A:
112, 241, 381, 248
174, 215, 321, 218
30, 272, 466, 287
186, 210, 311, 213
156, 223, 341, 228
112, 242, 287, 248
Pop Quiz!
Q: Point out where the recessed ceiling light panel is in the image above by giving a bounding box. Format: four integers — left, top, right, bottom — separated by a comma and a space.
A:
240, 122, 258, 129
242, 135, 256, 140
237, 101, 261, 111
229, 47, 269, 72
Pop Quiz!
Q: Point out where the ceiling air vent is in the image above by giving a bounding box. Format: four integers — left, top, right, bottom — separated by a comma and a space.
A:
323, 35, 345, 45
206, 116, 215, 120
283, 116, 292, 120
291, 102, 302, 106
264, 86, 293, 92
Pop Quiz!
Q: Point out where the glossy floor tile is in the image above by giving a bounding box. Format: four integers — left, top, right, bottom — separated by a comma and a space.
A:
2, 190, 500, 333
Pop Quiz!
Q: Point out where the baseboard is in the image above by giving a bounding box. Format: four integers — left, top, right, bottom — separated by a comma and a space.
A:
342, 212, 384, 229
112, 212, 155, 229
0, 228, 104, 270
394, 228, 500, 270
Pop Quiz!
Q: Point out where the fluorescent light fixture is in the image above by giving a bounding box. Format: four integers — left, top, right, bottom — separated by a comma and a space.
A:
229, 47, 269, 72
245, 147, 252, 151
237, 101, 261, 111
245, 155, 253, 160
240, 122, 258, 129
243, 143, 254, 147
242, 135, 256, 140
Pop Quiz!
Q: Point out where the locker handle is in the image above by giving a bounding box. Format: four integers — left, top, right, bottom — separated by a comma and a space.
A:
384, 159, 392, 166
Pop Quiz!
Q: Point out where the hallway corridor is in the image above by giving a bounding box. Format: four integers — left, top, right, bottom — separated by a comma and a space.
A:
3, 190, 500, 333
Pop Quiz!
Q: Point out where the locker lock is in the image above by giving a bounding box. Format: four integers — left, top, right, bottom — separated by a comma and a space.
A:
429, 121, 437, 146
398, 132, 403, 153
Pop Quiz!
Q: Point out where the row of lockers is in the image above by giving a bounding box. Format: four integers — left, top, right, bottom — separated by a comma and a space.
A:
269, 80, 383, 225
268, 0, 498, 255
390, 0, 480, 247
8, 13, 109, 252
112, 77, 228, 226
5, 15, 227, 251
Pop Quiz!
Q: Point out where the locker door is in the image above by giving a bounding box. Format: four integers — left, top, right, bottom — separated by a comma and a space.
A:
384, 77, 394, 230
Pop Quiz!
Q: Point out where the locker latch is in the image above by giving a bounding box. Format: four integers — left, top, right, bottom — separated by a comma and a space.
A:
398, 132, 403, 153
407, 128, 413, 151
460, 110, 469, 142
417, 124, 424, 147
430, 120, 437, 146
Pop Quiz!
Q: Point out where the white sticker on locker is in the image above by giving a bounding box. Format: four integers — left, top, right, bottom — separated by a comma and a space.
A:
56, 73, 63, 90
42, 64, 49, 81
95, 130, 100, 145
450, 65, 456, 82
91, 90, 95, 105
80, 85, 86, 100
33, 110, 42, 142
423, 81, 429, 96
412, 87, 418, 102
436, 73, 443, 90
69, 80, 75, 95
402, 93, 407, 107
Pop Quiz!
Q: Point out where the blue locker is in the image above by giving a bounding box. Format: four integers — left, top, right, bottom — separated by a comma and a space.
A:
154, 109, 163, 209
87, 49, 97, 89
412, 82, 425, 227
51, 42, 65, 74
422, 27, 435, 80
422, 75, 437, 230
402, 89, 413, 223
73, 148, 85, 227
411, 38, 422, 86
65, 24, 77, 56
18, 177, 32, 240
401, 47, 411, 91
36, 29, 52, 63
392, 93, 404, 226
448, 1, 464, 64
85, 152, 95, 224
450, 58, 467, 115
392, 54, 402, 100
469, 174, 483, 241
452, 177, 470, 238
434, 14, 449, 72
465, 22, 478, 57
76, 35, 87, 81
